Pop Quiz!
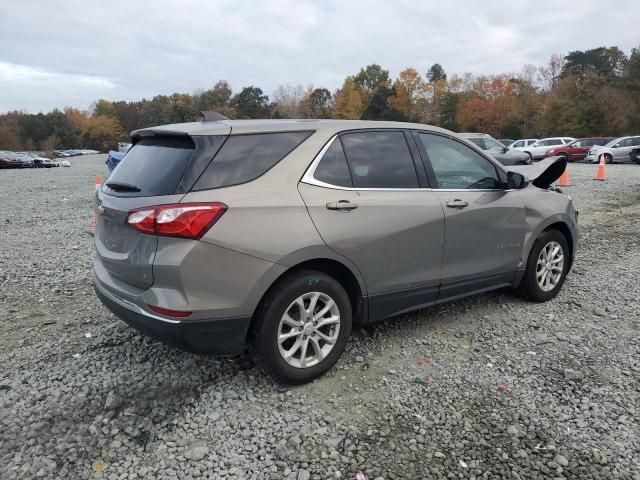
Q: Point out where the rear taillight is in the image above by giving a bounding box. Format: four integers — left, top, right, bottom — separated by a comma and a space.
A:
126, 203, 227, 240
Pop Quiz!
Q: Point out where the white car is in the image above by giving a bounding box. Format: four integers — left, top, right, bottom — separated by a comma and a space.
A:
585, 136, 640, 164
509, 139, 539, 150
523, 137, 575, 161
58, 159, 71, 167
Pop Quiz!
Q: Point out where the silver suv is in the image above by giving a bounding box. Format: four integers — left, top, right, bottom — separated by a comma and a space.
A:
93, 118, 579, 384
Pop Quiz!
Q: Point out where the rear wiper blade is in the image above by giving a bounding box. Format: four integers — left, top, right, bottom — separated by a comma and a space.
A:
105, 182, 141, 192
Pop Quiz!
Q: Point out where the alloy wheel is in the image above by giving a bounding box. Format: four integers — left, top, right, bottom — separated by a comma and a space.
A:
277, 292, 340, 368
536, 241, 564, 291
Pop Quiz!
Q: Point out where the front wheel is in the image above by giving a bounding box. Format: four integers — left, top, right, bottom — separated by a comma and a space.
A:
516, 230, 570, 302
250, 270, 352, 384
605, 154, 613, 164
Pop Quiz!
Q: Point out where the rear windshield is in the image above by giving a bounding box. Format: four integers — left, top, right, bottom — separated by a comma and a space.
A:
104, 137, 194, 197
193, 131, 313, 190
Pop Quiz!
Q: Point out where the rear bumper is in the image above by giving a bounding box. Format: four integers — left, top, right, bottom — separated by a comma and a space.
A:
94, 279, 251, 355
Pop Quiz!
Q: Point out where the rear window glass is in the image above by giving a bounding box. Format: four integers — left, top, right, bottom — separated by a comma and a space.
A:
193, 131, 312, 190
104, 136, 194, 197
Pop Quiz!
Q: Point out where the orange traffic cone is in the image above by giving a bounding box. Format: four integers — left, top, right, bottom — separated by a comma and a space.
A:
557, 168, 570, 187
92, 176, 103, 233
594, 154, 606, 181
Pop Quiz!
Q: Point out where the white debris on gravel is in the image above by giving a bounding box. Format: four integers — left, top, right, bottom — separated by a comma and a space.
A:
1, 157, 639, 479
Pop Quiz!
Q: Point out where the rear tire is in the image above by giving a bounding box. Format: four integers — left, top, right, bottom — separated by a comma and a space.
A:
516, 230, 570, 302
249, 270, 352, 384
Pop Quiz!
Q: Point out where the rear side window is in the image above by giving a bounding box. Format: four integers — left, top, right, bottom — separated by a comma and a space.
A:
314, 139, 353, 187
194, 131, 312, 190
340, 131, 418, 188
104, 136, 194, 197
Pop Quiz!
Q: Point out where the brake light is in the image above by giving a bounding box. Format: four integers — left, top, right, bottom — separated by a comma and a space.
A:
126, 203, 227, 240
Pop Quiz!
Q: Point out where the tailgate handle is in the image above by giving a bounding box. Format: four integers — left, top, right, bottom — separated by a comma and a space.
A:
326, 200, 358, 212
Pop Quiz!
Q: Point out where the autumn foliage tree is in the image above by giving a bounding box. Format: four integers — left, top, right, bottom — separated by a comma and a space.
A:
3, 45, 640, 152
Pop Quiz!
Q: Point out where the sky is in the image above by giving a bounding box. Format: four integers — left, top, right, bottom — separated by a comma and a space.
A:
1, 0, 639, 114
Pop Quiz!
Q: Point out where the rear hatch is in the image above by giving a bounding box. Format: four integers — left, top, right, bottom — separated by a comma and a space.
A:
95, 130, 229, 289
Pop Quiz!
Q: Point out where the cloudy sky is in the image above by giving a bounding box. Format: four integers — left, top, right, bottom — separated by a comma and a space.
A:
1, 0, 639, 113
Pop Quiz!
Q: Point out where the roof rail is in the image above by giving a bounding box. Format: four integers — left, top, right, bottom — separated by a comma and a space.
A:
200, 111, 229, 121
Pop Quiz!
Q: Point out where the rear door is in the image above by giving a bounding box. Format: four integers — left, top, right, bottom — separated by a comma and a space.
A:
413, 131, 526, 300
96, 134, 223, 289
299, 130, 445, 320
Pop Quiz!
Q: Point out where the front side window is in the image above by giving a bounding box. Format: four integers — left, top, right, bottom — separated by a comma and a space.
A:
615, 138, 632, 148
417, 133, 501, 189
340, 131, 419, 188
513, 140, 524, 148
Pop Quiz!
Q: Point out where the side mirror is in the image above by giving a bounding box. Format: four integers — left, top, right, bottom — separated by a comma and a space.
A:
507, 171, 528, 189
503, 146, 509, 153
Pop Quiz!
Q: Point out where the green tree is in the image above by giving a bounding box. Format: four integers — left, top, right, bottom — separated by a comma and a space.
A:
426, 63, 447, 83
230, 86, 269, 118
354, 64, 390, 92
195, 80, 233, 114
562, 47, 627, 79
300, 88, 333, 118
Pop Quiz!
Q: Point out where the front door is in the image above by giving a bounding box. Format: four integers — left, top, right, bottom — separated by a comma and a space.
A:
413, 131, 527, 301
299, 130, 445, 321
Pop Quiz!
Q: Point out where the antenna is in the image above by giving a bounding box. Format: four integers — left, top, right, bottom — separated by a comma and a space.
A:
200, 111, 229, 121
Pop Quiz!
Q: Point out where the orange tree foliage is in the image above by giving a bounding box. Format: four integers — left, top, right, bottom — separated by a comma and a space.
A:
456, 75, 521, 135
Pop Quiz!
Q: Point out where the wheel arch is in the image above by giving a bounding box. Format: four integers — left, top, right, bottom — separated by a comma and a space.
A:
543, 221, 575, 269
252, 253, 368, 328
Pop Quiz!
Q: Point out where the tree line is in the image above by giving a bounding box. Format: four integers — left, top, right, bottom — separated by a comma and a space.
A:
1, 45, 639, 152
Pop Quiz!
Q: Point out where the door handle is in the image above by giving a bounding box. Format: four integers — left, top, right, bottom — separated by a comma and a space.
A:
445, 199, 469, 209
326, 200, 358, 212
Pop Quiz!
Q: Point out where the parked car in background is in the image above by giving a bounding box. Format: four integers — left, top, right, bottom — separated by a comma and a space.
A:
585, 136, 640, 164
118, 142, 132, 153
544, 137, 615, 162
58, 158, 71, 167
93, 118, 578, 384
14, 152, 35, 168
459, 133, 531, 165
25, 152, 50, 168
523, 137, 575, 161
106, 150, 126, 172
0, 151, 23, 168
509, 139, 539, 151
498, 138, 514, 146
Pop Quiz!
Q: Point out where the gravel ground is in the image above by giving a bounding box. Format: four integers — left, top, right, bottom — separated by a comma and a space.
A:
1, 156, 639, 480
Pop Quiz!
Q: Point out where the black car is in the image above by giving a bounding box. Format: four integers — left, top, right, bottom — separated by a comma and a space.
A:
0, 151, 23, 168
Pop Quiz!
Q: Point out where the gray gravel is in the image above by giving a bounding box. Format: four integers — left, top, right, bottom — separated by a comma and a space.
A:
1, 156, 639, 479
